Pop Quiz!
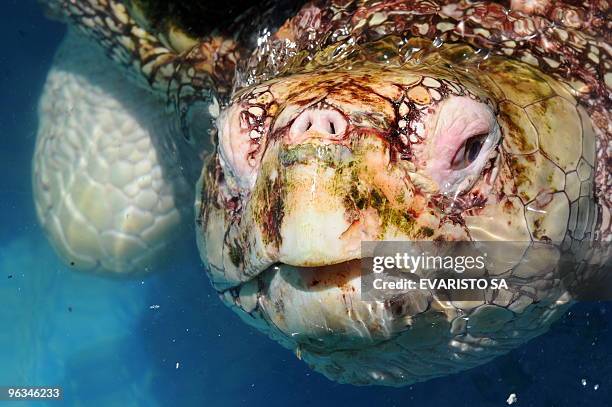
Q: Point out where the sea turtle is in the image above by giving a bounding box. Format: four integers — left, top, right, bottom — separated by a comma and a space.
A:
35, 0, 610, 386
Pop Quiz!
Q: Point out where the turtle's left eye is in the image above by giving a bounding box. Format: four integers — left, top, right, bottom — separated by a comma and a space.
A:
424, 96, 500, 193
451, 133, 488, 170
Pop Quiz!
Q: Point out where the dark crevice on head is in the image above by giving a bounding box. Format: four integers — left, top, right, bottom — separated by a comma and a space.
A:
128, 0, 308, 40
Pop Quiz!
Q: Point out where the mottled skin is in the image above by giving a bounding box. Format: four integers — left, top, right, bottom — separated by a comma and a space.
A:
40, 0, 610, 386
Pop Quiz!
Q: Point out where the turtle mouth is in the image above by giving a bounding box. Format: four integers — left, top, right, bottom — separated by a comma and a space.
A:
255, 258, 379, 351
261, 259, 364, 291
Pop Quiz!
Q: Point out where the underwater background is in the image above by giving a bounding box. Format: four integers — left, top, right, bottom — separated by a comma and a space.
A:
0, 1, 610, 406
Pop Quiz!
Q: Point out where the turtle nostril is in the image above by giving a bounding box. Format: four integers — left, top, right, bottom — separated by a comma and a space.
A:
325, 112, 347, 136
288, 107, 347, 143
293, 113, 313, 134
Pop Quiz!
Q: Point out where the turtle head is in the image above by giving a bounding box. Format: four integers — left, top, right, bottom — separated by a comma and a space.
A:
210, 66, 502, 263
196, 53, 599, 383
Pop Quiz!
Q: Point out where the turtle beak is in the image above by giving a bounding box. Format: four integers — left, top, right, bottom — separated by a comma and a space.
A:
234, 124, 432, 274
269, 106, 362, 265
275, 141, 365, 266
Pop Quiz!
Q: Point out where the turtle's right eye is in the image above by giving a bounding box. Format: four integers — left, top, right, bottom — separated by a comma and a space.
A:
450, 133, 488, 170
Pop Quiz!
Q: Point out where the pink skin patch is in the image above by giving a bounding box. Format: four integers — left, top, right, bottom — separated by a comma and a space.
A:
425, 96, 499, 193
220, 105, 349, 188
218, 103, 266, 188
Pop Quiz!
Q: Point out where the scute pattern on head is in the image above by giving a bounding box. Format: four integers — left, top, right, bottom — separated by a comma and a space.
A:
230, 67, 486, 169
240, 0, 610, 239
470, 57, 601, 246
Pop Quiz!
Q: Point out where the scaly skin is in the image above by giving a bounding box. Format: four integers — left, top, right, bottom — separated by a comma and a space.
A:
244, 0, 610, 227
37, 0, 610, 385
196, 0, 610, 385
33, 29, 199, 273
34, 0, 242, 273
198, 54, 604, 385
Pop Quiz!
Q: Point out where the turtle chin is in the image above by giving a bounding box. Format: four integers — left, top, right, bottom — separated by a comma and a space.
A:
257, 260, 393, 353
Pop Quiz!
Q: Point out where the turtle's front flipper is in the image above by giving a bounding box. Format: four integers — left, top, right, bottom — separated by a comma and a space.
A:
34, 1, 245, 274
33, 29, 197, 274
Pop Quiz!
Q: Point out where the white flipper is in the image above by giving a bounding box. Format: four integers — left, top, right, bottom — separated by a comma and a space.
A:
33, 30, 196, 274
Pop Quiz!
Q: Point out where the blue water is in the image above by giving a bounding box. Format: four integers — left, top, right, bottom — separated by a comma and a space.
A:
0, 1, 610, 406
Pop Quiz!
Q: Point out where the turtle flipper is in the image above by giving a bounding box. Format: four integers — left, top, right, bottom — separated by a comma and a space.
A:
34, 1, 245, 273
33, 29, 198, 274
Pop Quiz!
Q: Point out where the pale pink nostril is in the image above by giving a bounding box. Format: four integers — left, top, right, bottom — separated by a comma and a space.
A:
288, 107, 347, 144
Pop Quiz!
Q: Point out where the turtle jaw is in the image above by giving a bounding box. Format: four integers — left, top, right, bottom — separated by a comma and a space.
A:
224, 256, 428, 355
195, 131, 474, 355
254, 259, 395, 352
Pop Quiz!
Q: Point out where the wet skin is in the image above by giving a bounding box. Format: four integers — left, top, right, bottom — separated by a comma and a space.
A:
196, 46, 600, 384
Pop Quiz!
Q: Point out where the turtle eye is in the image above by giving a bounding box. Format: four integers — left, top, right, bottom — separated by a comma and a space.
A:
451, 133, 487, 170
424, 96, 501, 193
